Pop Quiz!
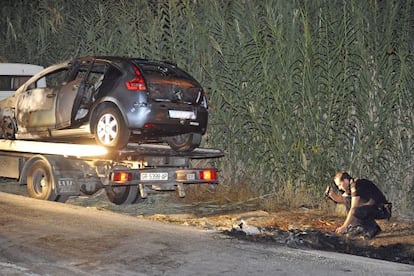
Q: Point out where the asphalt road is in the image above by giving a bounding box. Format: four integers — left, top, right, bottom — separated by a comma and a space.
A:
0, 192, 413, 276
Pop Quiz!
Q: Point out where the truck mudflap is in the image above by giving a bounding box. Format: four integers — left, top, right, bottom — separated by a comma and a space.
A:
56, 177, 80, 195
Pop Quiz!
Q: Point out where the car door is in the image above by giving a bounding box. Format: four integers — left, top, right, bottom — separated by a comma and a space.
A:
56, 61, 92, 129
55, 60, 106, 129
55, 77, 84, 129
15, 65, 69, 131
16, 86, 58, 129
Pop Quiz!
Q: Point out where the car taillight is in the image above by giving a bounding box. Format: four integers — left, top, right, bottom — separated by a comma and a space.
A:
199, 169, 217, 181
112, 171, 133, 183
126, 65, 146, 91
144, 123, 154, 129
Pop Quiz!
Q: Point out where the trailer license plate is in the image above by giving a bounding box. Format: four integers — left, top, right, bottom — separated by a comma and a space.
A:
186, 173, 196, 180
140, 172, 168, 181
168, 110, 196, 120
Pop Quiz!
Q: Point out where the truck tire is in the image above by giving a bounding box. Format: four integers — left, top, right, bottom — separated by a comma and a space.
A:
105, 185, 139, 205
166, 133, 202, 152
27, 159, 59, 201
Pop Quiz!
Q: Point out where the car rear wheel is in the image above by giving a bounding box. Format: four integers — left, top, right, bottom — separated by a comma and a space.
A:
94, 107, 130, 149
166, 133, 202, 152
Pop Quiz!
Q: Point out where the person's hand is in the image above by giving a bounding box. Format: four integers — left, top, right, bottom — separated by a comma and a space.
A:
335, 226, 347, 234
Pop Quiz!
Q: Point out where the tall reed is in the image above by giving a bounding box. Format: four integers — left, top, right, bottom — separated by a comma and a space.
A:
1, 0, 412, 216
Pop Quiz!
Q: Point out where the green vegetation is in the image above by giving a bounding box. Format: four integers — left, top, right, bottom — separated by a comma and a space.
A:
1, 0, 413, 217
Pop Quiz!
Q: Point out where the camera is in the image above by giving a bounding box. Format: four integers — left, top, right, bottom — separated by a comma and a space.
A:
324, 183, 338, 203
324, 185, 331, 198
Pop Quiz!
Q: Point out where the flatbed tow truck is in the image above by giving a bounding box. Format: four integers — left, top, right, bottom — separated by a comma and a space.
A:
0, 139, 223, 204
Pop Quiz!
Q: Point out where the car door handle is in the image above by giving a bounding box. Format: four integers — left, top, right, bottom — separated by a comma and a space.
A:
46, 93, 56, 98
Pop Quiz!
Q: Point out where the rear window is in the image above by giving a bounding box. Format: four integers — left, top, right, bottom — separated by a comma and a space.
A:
133, 61, 196, 81
0, 75, 33, 90
104, 65, 122, 80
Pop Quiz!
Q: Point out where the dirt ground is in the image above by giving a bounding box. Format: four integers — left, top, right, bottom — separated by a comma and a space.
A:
1, 180, 413, 266
134, 199, 414, 265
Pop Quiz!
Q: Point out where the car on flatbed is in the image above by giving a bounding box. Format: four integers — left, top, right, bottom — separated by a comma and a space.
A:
0, 56, 208, 152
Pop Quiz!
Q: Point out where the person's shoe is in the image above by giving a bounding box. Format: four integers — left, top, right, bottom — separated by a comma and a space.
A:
363, 225, 382, 240
344, 225, 365, 238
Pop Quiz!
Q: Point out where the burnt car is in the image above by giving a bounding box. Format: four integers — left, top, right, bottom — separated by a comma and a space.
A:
0, 56, 208, 151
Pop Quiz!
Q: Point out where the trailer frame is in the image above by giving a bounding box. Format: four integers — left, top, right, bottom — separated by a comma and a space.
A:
0, 139, 223, 204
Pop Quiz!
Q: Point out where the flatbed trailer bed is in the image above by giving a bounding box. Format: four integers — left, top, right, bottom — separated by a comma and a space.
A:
0, 139, 223, 204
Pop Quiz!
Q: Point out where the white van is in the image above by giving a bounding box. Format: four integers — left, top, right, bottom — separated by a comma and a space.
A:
0, 63, 46, 100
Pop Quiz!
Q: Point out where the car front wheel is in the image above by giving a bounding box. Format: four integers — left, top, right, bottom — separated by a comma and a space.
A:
166, 133, 202, 152
94, 107, 130, 149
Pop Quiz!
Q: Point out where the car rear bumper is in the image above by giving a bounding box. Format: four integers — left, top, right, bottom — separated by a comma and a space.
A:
124, 102, 208, 137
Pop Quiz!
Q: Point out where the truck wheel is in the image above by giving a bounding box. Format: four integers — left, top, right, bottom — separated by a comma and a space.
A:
166, 133, 201, 152
27, 159, 58, 201
94, 107, 130, 149
105, 185, 138, 205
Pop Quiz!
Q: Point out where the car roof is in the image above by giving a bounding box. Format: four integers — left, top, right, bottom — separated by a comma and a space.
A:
72, 56, 177, 68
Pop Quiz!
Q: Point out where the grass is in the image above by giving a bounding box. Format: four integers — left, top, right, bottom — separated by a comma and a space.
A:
184, 180, 327, 213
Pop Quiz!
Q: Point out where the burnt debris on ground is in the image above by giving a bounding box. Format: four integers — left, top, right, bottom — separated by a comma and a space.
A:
225, 224, 414, 265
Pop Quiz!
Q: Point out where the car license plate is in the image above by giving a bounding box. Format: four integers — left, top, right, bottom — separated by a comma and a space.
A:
140, 172, 168, 181
169, 110, 196, 120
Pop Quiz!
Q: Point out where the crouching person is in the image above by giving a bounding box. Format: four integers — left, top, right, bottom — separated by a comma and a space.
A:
326, 171, 392, 239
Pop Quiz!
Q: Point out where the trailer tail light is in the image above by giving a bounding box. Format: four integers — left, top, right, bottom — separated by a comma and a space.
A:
112, 171, 132, 183
126, 65, 146, 91
199, 169, 217, 181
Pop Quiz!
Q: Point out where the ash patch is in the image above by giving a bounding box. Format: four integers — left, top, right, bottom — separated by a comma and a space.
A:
225, 223, 414, 265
